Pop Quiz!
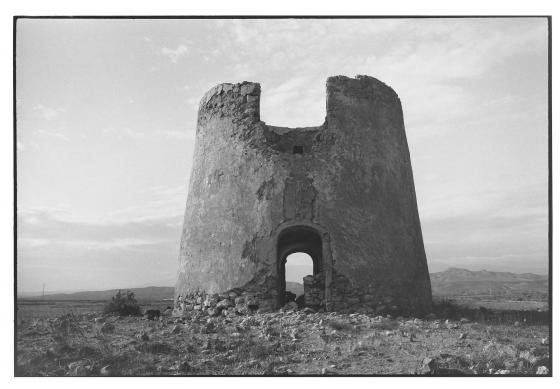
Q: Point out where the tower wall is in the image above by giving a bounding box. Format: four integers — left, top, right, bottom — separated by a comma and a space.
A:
175, 75, 432, 315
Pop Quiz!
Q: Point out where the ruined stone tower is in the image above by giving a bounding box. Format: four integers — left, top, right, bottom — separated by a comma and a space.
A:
175, 75, 432, 316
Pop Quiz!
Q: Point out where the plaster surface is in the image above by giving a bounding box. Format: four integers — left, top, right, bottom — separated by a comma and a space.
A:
175, 75, 432, 315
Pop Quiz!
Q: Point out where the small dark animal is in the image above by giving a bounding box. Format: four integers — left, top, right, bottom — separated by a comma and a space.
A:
144, 309, 161, 320
285, 291, 296, 303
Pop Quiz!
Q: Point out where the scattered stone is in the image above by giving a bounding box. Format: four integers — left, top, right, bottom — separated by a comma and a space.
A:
137, 342, 174, 354
136, 332, 149, 341
216, 299, 233, 310
178, 361, 193, 373
203, 322, 216, 334
421, 357, 437, 373
163, 307, 173, 316
284, 301, 298, 311
100, 322, 115, 334
100, 365, 112, 376
171, 325, 182, 334
236, 305, 250, 315
204, 295, 218, 308
495, 369, 511, 375
519, 350, 537, 364
459, 333, 467, 340
73, 365, 87, 376
290, 328, 298, 341
68, 361, 87, 376
257, 306, 273, 314
536, 366, 550, 375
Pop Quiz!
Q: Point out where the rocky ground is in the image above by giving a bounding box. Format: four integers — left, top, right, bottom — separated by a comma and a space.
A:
16, 309, 550, 376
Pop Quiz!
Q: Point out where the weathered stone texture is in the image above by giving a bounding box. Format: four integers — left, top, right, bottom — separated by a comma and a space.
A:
175, 75, 432, 316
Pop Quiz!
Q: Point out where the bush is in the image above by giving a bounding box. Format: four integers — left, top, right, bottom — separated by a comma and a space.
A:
104, 290, 141, 316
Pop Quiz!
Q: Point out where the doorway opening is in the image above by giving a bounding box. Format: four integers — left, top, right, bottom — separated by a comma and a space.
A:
284, 252, 313, 305
277, 226, 322, 307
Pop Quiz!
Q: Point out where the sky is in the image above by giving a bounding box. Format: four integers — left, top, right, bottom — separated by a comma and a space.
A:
16, 18, 549, 293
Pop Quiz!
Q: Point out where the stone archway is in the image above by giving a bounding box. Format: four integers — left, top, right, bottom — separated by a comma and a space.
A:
277, 226, 323, 307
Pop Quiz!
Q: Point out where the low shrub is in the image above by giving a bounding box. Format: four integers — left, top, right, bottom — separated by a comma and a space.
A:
103, 290, 141, 316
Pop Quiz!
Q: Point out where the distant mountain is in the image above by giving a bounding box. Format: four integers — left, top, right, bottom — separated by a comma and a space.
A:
430, 267, 546, 282
430, 267, 548, 298
19, 283, 308, 302
20, 286, 174, 302
286, 281, 304, 296
18, 267, 548, 302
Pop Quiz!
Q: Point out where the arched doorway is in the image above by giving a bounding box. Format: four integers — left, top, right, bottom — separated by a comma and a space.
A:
285, 252, 313, 301
277, 226, 322, 307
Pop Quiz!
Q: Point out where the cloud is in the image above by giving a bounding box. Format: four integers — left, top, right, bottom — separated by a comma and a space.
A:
156, 130, 194, 140
18, 235, 169, 252
206, 18, 546, 132
33, 129, 70, 142
102, 126, 193, 142
33, 104, 65, 121
17, 205, 183, 292
18, 238, 50, 248
16, 141, 26, 151
161, 44, 189, 63
107, 183, 187, 223
419, 183, 548, 275
17, 206, 183, 270
260, 76, 325, 126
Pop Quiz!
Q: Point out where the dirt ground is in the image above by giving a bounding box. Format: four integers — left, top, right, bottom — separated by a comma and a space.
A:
15, 306, 551, 376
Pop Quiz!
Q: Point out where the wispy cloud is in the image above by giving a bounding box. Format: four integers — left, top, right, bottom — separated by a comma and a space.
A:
16, 141, 27, 151
33, 104, 65, 121
161, 44, 189, 63
17, 205, 183, 292
107, 183, 187, 223
260, 76, 325, 126
33, 129, 70, 142
102, 126, 193, 141
17, 206, 182, 252
156, 130, 194, 140
420, 183, 548, 274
